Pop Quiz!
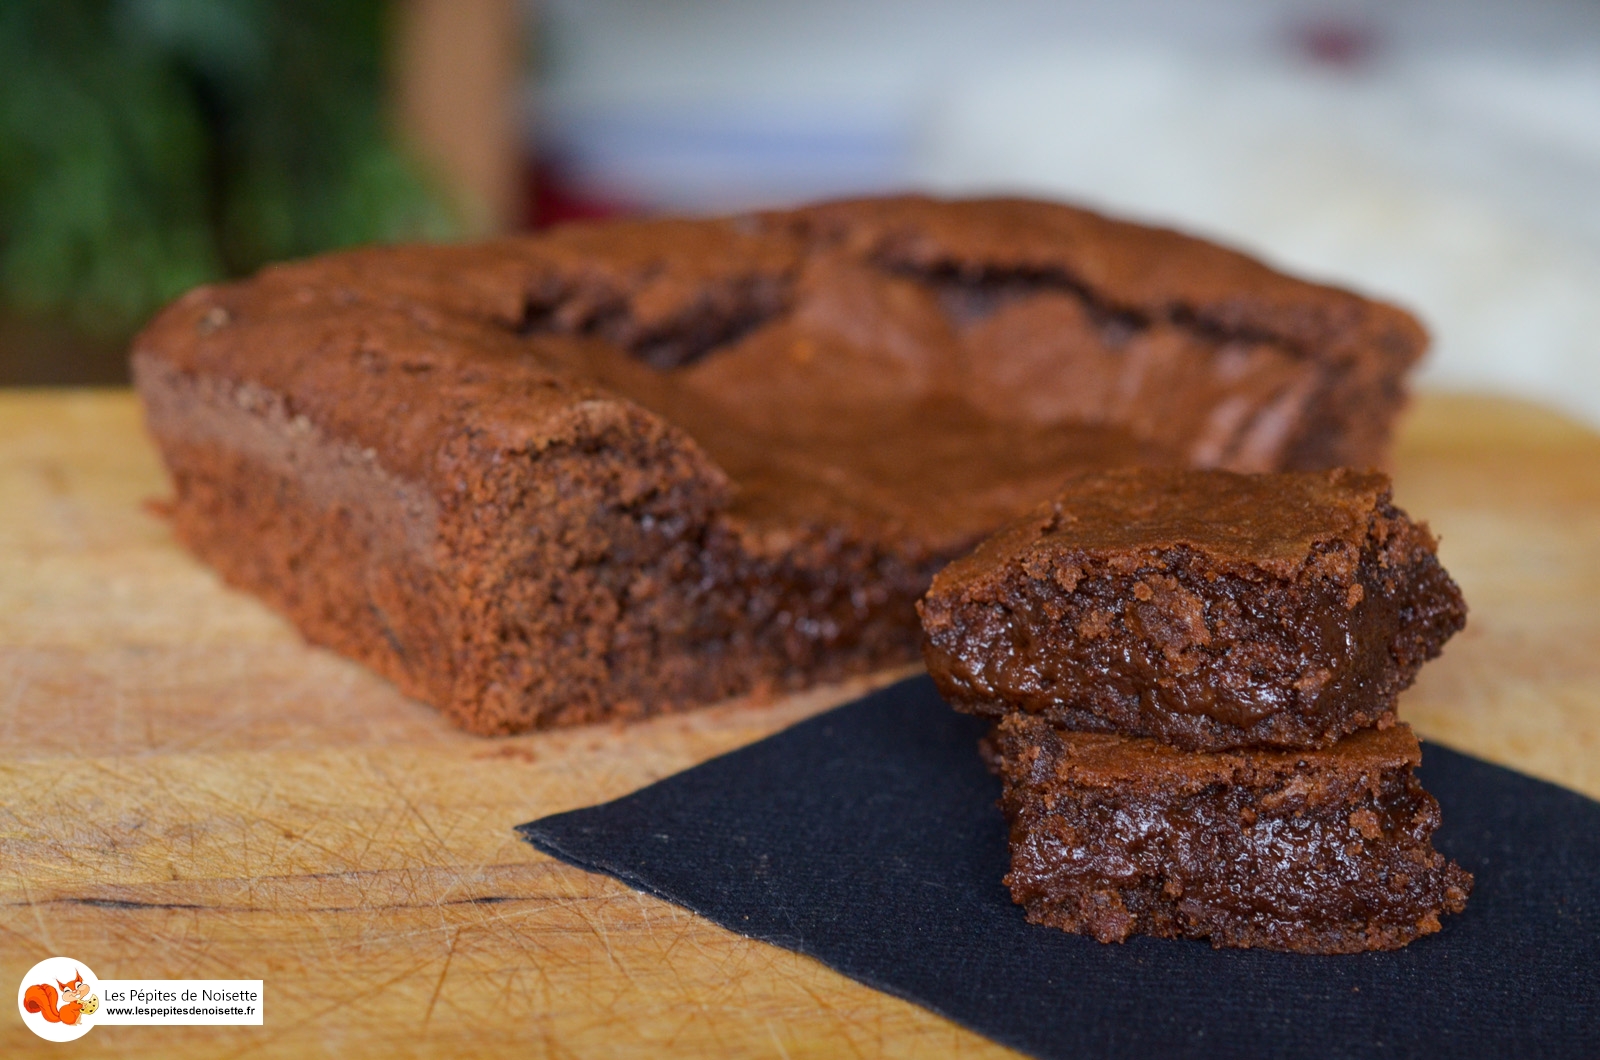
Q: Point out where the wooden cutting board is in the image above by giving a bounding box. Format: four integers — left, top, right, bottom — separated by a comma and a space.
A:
3, 389, 1598, 1059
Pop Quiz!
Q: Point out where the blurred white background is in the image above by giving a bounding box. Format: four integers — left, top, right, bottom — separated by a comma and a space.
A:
533, 0, 1600, 427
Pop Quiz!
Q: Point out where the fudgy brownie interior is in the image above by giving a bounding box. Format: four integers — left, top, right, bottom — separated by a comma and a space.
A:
920, 467, 1466, 750
995, 713, 1473, 953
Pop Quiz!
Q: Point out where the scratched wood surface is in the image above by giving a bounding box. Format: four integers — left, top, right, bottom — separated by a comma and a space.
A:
2, 389, 1599, 1058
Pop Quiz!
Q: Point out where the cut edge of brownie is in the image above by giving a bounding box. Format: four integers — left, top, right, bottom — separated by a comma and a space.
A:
135, 353, 936, 734
995, 715, 1473, 953
920, 468, 1467, 750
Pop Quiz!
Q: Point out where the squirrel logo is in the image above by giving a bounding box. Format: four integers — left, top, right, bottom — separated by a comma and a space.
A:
17, 958, 101, 1041
24, 969, 98, 1025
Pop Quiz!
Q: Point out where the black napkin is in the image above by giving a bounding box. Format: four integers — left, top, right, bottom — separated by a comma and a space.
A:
517, 675, 1600, 1060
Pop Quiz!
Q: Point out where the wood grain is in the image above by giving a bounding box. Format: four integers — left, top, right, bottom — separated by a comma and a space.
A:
3, 389, 1598, 1058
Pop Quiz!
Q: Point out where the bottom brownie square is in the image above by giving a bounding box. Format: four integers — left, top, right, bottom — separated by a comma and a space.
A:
995, 715, 1472, 953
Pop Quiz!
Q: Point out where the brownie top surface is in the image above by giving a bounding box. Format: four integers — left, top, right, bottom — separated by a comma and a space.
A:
132, 195, 1425, 557
1001, 715, 1421, 787
932, 466, 1394, 593
785, 197, 1424, 364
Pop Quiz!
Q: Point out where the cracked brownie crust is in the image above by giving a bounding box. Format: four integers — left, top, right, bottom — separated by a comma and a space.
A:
920, 467, 1466, 751
996, 714, 1473, 953
133, 195, 1427, 732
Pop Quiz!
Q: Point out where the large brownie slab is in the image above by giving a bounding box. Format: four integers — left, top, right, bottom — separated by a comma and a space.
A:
921, 467, 1465, 750
133, 196, 1427, 732
994, 713, 1472, 953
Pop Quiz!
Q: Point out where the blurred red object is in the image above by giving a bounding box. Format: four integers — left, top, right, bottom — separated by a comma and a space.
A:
525, 162, 637, 229
1292, 19, 1379, 69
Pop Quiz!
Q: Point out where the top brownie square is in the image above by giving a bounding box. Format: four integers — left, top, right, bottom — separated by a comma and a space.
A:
919, 467, 1465, 750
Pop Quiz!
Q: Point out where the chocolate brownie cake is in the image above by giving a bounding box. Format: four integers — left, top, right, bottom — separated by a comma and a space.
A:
995, 713, 1473, 953
920, 467, 1465, 751
133, 195, 1427, 733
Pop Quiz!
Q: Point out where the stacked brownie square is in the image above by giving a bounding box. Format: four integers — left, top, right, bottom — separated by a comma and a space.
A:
919, 466, 1473, 952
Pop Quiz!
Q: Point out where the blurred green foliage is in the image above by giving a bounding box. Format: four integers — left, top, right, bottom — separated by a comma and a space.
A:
0, 0, 461, 339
